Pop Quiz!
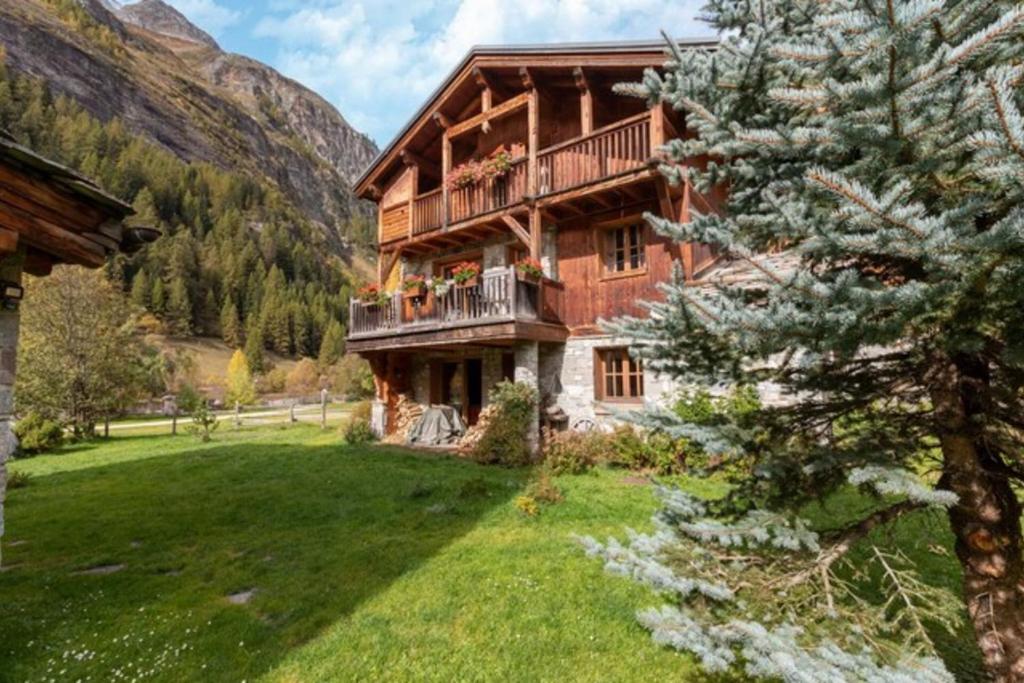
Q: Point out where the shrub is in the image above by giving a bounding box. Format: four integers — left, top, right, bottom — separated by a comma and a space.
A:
470, 381, 538, 466
7, 469, 31, 489
542, 427, 616, 474
186, 402, 219, 443
327, 355, 374, 400
608, 425, 686, 474
14, 412, 64, 456
514, 495, 539, 517
342, 419, 375, 445
670, 385, 763, 472
342, 403, 375, 445
176, 383, 202, 414
526, 471, 563, 505
260, 367, 287, 394
286, 358, 321, 395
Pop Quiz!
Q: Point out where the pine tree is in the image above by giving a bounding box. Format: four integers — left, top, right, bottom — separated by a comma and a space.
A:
165, 275, 192, 336
318, 320, 346, 368
149, 276, 165, 315
610, 7, 1024, 680
220, 298, 242, 348
130, 268, 150, 309
243, 314, 264, 375
225, 349, 256, 407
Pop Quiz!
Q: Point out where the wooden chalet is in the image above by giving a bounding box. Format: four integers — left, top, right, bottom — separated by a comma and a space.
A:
0, 129, 156, 564
349, 40, 722, 442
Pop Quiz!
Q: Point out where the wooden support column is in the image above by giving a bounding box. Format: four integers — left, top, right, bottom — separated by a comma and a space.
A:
681, 179, 694, 279
573, 67, 593, 135
528, 204, 542, 261
526, 70, 539, 201
0, 244, 24, 567
441, 132, 452, 229
650, 101, 668, 158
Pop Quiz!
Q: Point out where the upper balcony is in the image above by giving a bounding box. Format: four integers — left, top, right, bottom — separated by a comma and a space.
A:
379, 107, 668, 249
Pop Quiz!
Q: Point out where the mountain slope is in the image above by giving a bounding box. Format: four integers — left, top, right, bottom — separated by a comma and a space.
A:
0, 0, 378, 250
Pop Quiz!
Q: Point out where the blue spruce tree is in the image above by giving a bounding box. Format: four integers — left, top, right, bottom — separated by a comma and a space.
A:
598, 1, 1024, 680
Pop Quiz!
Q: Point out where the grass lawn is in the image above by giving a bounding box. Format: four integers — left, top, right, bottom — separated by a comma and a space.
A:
0, 424, 986, 682
0, 425, 700, 682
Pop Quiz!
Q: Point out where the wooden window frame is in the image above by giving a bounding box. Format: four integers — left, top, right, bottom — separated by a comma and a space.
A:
593, 347, 644, 403
596, 215, 648, 281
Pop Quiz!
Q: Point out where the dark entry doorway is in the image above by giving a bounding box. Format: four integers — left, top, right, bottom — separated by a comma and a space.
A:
466, 358, 483, 425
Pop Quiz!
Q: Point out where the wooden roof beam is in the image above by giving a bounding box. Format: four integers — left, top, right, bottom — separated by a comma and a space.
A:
447, 91, 530, 139
400, 149, 440, 180
472, 66, 495, 112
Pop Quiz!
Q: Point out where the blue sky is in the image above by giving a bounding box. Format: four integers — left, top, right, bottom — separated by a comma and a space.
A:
157, 0, 713, 146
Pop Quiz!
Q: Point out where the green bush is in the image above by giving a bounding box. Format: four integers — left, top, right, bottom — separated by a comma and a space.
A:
608, 426, 686, 474
186, 402, 219, 443
14, 412, 64, 456
671, 385, 762, 471
471, 381, 538, 467
542, 427, 616, 474
526, 471, 564, 505
342, 418, 376, 445
350, 400, 373, 423
514, 495, 539, 517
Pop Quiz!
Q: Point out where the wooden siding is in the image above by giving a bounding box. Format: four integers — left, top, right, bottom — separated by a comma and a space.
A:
380, 204, 409, 243
554, 202, 680, 332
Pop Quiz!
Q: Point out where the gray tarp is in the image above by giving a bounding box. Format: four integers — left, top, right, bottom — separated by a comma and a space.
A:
407, 405, 466, 445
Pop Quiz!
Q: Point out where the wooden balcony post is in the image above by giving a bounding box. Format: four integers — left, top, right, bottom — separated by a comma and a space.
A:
651, 101, 667, 159
573, 67, 593, 136
441, 132, 451, 228
525, 69, 539, 199
405, 162, 418, 239
528, 204, 542, 261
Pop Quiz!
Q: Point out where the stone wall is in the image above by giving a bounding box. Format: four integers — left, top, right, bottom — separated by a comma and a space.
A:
541, 335, 677, 431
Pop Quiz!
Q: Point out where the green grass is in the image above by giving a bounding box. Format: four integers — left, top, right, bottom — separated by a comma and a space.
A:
0, 425, 985, 682
0, 425, 698, 682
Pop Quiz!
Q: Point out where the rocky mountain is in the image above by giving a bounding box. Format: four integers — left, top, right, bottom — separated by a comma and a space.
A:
0, 0, 378, 250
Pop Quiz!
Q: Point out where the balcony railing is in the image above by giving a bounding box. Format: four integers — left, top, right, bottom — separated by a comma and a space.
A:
349, 266, 564, 338
538, 113, 651, 195
412, 188, 443, 235
393, 112, 658, 241
447, 157, 528, 225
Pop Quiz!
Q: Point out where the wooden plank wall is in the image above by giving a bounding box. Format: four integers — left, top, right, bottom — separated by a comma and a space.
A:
554, 200, 680, 334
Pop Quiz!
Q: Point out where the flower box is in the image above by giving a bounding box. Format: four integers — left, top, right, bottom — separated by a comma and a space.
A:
401, 275, 428, 300
451, 261, 481, 288
515, 258, 544, 284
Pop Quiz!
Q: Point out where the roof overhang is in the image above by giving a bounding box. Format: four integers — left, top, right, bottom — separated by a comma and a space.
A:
354, 37, 718, 199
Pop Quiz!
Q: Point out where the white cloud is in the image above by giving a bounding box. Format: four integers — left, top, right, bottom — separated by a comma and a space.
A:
164, 0, 243, 37
254, 0, 712, 144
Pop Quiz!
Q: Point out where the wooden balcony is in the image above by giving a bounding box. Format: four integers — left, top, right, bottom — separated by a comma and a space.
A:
347, 267, 567, 351
383, 109, 664, 246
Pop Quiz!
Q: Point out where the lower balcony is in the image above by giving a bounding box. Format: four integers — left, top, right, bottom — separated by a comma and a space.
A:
347, 266, 568, 353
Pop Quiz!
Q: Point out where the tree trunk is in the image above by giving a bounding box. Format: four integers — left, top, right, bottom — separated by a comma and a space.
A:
931, 355, 1024, 682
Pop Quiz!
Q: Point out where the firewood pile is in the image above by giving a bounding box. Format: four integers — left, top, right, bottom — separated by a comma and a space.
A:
457, 404, 499, 451
382, 395, 425, 444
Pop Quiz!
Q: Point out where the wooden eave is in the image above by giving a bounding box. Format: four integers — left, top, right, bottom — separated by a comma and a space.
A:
0, 132, 142, 273
354, 39, 716, 199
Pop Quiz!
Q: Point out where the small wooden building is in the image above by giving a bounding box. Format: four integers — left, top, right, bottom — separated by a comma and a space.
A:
348, 39, 724, 445
0, 130, 156, 563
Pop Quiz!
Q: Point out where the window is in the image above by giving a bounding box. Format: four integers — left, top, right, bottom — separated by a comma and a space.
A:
602, 222, 646, 275
506, 244, 528, 267
595, 348, 644, 401
434, 252, 482, 280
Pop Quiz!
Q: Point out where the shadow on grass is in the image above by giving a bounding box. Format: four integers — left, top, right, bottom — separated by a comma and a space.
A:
0, 439, 527, 682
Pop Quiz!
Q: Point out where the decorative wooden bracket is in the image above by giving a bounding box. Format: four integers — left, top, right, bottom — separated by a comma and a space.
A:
501, 215, 532, 248
472, 66, 494, 113
519, 66, 536, 91
379, 247, 402, 285
432, 111, 453, 130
